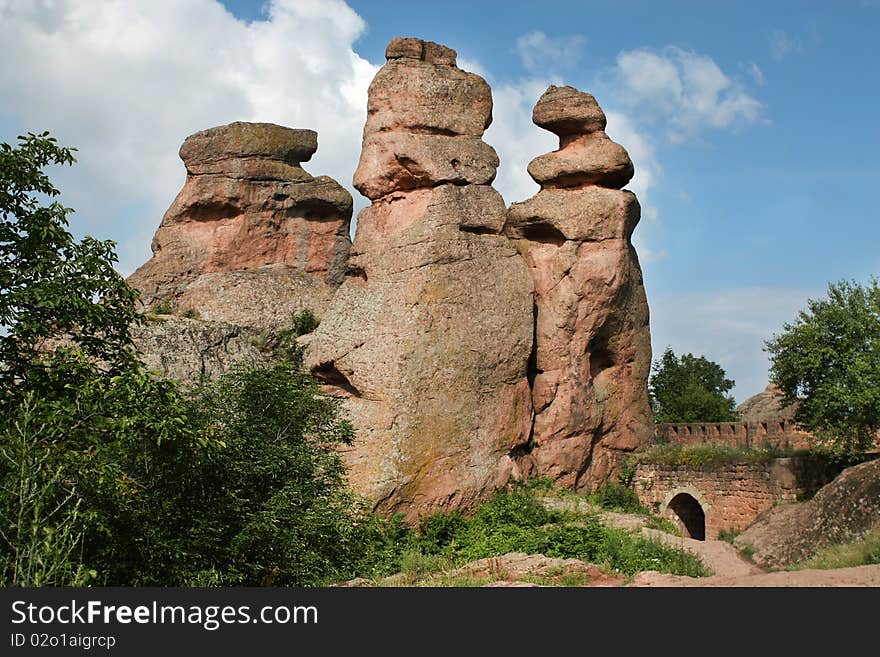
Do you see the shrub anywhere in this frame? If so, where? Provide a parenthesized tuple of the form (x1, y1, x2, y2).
(589, 483, 647, 514)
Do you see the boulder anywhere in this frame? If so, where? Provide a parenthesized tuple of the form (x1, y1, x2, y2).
(735, 458, 880, 568)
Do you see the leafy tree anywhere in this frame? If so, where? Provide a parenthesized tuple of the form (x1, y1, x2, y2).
(0, 132, 141, 392)
(101, 358, 379, 587)
(649, 347, 738, 423)
(765, 278, 880, 458)
(0, 132, 189, 585)
(0, 132, 396, 586)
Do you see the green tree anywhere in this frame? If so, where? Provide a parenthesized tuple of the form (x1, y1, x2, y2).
(0, 132, 189, 585)
(0, 132, 394, 586)
(765, 278, 880, 458)
(649, 347, 738, 423)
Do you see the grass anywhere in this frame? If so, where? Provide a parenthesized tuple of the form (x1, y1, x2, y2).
(717, 528, 741, 544)
(635, 442, 808, 469)
(645, 515, 680, 535)
(356, 483, 711, 585)
(791, 528, 880, 571)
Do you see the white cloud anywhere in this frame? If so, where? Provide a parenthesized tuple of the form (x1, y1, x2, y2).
(614, 46, 763, 142)
(605, 110, 660, 223)
(0, 0, 377, 275)
(514, 31, 586, 73)
(648, 286, 819, 403)
(748, 62, 766, 87)
(769, 29, 803, 61)
(483, 78, 558, 206)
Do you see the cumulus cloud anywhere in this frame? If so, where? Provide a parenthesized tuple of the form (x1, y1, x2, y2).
(748, 62, 766, 86)
(614, 46, 763, 142)
(0, 0, 377, 274)
(514, 31, 587, 72)
(648, 286, 818, 403)
(483, 78, 558, 206)
(769, 29, 803, 61)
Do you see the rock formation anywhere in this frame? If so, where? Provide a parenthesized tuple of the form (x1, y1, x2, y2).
(128, 121, 353, 330)
(127, 41, 655, 513)
(505, 85, 652, 490)
(132, 316, 265, 383)
(304, 38, 535, 518)
(736, 384, 799, 423)
(734, 458, 880, 568)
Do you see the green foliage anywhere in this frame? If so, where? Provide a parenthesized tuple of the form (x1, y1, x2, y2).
(587, 483, 647, 515)
(765, 278, 880, 458)
(0, 396, 94, 586)
(291, 308, 319, 336)
(636, 442, 799, 469)
(644, 515, 680, 535)
(95, 361, 370, 586)
(717, 528, 742, 544)
(791, 528, 880, 571)
(0, 132, 141, 394)
(649, 347, 739, 423)
(400, 485, 709, 578)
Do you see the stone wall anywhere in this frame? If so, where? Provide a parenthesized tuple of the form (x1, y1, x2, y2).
(634, 457, 835, 539)
(654, 420, 813, 451)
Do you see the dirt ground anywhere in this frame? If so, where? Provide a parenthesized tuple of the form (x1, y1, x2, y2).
(618, 513, 880, 586)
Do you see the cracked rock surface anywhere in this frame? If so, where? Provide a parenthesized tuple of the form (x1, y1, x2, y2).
(128, 121, 352, 330)
(305, 39, 534, 518)
(505, 85, 653, 490)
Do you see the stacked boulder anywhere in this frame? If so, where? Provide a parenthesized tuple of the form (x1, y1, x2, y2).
(304, 38, 535, 518)
(128, 121, 352, 330)
(505, 85, 652, 489)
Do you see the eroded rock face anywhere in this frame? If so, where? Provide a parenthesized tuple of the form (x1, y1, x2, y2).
(128, 122, 353, 330)
(132, 316, 265, 383)
(505, 85, 653, 490)
(305, 39, 534, 518)
(735, 459, 880, 569)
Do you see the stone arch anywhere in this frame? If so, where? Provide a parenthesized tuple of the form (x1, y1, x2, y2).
(666, 492, 706, 540)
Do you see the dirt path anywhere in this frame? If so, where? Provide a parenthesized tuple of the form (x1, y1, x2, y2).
(630, 564, 880, 586)
(639, 528, 761, 578)
(541, 497, 880, 585)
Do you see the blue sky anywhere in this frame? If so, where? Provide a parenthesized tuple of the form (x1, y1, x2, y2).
(1, 0, 878, 402)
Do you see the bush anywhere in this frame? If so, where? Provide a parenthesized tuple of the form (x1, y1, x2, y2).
(401, 485, 709, 578)
(588, 483, 647, 514)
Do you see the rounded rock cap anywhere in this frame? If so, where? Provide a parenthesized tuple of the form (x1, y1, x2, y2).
(179, 122, 318, 167)
(385, 37, 457, 66)
(533, 85, 607, 137)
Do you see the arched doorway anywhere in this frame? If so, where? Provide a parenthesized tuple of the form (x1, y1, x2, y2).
(667, 493, 706, 540)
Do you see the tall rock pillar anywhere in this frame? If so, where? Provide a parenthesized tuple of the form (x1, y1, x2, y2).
(305, 38, 534, 517)
(505, 85, 653, 489)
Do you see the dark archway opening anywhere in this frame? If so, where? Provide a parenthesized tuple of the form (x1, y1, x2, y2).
(667, 493, 706, 541)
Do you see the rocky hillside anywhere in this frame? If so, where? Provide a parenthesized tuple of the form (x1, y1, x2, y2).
(734, 457, 880, 568)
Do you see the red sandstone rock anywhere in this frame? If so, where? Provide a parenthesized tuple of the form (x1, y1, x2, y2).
(128, 122, 352, 329)
(354, 132, 499, 200)
(305, 38, 534, 518)
(506, 85, 653, 491)
(527, 132, 634, 189)
(385, 37, 457, 66)
(532, 85, 607, 137)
